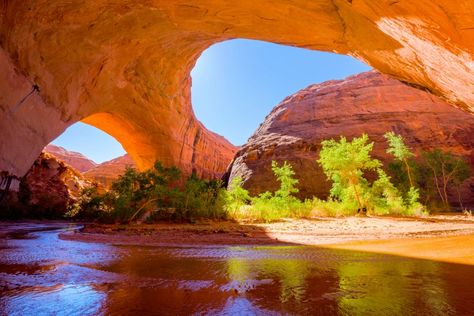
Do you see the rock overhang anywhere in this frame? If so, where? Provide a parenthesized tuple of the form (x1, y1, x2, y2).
(1, 0, 473, 178)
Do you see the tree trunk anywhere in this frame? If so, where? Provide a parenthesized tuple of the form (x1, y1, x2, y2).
(441, 164, 450, 211)
(431, 167, 447, 208)
(403, 158, 414, 188)
(350, 178, 363, 211)
(129, 198, 157, 223)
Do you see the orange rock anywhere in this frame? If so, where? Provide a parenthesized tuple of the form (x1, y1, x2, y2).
(84, 154, 135, 188)
(227, 71, 474, 207)
(0, 1, 473, 179)
(19, 152, 93, 217)
(44, 144, 97, 173)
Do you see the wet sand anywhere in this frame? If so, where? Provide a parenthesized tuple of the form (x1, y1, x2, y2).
(61, 215, 474, 264)
(326, 234, 474, 265)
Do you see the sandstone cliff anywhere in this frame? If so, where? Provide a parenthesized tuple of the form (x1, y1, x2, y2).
(227, 71, 474, 208)
(84, 154, 135, 188)
(44, 144, 97, 173)
(1, 1, 473, 181)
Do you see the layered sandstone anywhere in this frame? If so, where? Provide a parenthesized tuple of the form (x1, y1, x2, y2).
(227, 71, 474, 207)
(84, 154, 136, 188)
(44, 144, 97, 173)
(1, 1, 474, 181)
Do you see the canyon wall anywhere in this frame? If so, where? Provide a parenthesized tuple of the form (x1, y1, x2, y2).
(1, 1, 474, 180)
(44, 144, 97, 173)
(227, 71, 474, 207)
(84, 154, 136, 188)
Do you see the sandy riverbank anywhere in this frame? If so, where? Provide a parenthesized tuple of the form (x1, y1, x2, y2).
(60, 215, 474, 265)
(60, 215, 472, 249)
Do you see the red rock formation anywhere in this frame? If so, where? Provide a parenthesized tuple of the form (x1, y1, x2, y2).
(84, 154, 135, 188)
(18, 152, 93, 217)
(44, 144, 97, 173)
(227, 71, 474, 207)
(1, 1, 474, 181)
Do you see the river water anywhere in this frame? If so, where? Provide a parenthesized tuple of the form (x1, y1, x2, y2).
(1, 222, 473, 315)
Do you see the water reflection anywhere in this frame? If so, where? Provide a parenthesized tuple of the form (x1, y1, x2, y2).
(336, 259, 453, 315)
(1, 223, 474, 315)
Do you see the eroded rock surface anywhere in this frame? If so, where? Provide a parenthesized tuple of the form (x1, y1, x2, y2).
(1, 1, 473, 179)
(17, 152, 93, 217)
(44, 144, 97, 173)
(227, 71, 474, 207)
(84, 154, 136, 188)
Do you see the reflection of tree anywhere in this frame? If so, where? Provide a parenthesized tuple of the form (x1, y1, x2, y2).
(226, 257, 311, 303)
(336, 258, 452, 314)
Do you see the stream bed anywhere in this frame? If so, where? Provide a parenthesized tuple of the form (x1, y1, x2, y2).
(1, 222, 473, 315)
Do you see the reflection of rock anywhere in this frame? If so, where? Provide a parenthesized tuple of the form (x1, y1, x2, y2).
(44, 144, 97, 173)
(1, 1, 474, 181)
(84, 154, 136, 188)
(227, 71, 474, 208)
(18, 152, 93, 218)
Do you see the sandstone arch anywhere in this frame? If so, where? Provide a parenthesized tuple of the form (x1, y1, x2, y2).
(1, 1, 473, 178)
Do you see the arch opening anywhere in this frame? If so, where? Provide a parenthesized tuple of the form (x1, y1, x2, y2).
(50, 122, 126, 165)
(191, 39, 371, 146)
(44, 117, 135, 188)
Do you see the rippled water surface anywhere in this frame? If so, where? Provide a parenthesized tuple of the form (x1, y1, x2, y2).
(1, 222, 474, 315)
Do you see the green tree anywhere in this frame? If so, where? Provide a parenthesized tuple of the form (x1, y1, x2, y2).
(422, 150, 472, 210)
(226, 176, 251, 212)
(369, 168, 404, 214)
(73, 160, 230, 222)
(384, 132, 415, 188)
(318, 134, 381, 209)
(249, 161, 306, 221)
(272, 160, 299, 199)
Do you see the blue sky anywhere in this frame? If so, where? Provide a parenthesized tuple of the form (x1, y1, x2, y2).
(52, 39, 370, 163)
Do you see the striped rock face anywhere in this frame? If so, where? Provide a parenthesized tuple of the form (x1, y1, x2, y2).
(0, 1, 473, 180)
(44, 144, 97, 173)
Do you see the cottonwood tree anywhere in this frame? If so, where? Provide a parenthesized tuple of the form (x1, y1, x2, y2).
(384, 132, 415, 188)
(422, 149, 472, 210)
(272, 160, 299, 199)
(318, 134, 381, 210)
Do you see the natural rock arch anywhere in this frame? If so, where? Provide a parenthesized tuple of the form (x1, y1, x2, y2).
(1, 1, 473, 178)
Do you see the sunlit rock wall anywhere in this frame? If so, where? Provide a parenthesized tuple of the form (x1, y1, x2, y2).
(1, 1, 473, 180)
(227, 71, 474, 207)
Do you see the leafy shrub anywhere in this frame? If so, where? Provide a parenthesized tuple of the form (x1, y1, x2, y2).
(173, 174, 227, 220)
(308, 198, 357, 217)
(230, 161, 311, 222)
(70, 161, 227, 222)
(225, 176, 251, 217)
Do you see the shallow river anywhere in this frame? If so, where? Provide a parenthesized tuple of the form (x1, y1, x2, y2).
(1, 222, 474, 315)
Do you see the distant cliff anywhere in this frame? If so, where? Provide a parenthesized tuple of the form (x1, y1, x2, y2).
(84, 154, 136, 187)
(44, 144, 97, 173)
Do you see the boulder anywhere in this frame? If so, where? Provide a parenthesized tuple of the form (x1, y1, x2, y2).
(17, 152, 93, 218)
